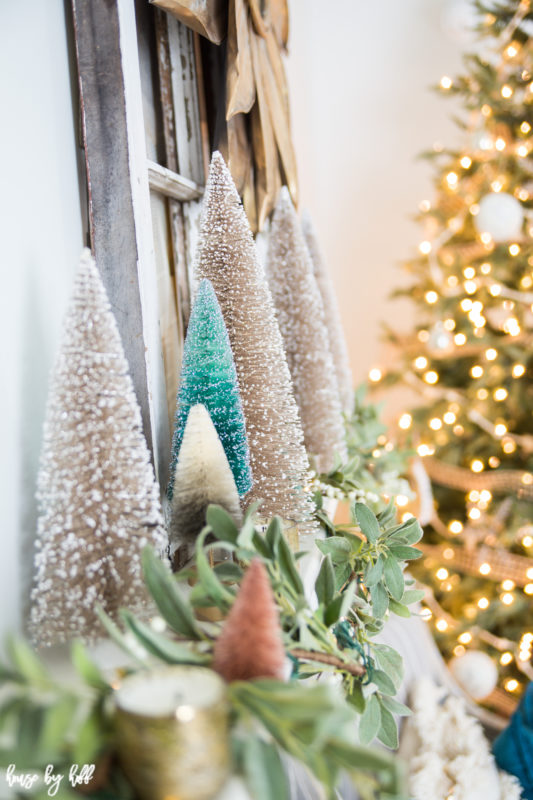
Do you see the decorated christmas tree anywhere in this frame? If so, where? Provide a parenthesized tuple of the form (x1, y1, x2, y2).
(195, 152, 317, 535)
(30, 250, 166, 646)
(384, 0, 533, 711)
(266, 188, 347, 473)
(302, 210, 354, 416)
(169, 404, 243, 562)
(168, 278, 252, 500)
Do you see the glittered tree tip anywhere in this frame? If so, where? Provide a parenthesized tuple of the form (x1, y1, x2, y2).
(213, 559, 286, 682)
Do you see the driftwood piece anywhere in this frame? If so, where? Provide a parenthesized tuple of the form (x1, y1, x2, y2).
(226, 0, 256, 119)
(150, 0, 227, 44)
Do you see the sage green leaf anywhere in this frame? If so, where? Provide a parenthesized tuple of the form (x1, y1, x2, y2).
(265, 517, 282, 554)
(371, 669, 396, 696)
(376, 500, 397, 527)
(313, 489, 323, 510)
(394, 518, 423, 544)
(315, 536, 352, 562)
(277, 534, 304, 596)
(373, 644, 403, 689)
(96, 607, 148, 663)
(39, 695, 78, 757)
(389, 598, 411, 618)
(315, 554, 336, 605)
(213, 562, 244, 581)
(119, 611, 209, 666)
(206, 504, 239, 543)
(142, 547, 202, 640)
(335, 561, 353, 591)
(358, 694, 381, 745)
(324, 736, 398, 775)
(195, 530, 235, 609)
(347, 683, 366, 713)
(401, 588, 426, 605)
(72, 706, 104, 765)
(237, 516, 256, 549)
(325, 581, 356, 627)
(370, 583, 388, 618)
(242, 736, 289, 800)
(6, 637, 50, 686)
(71, 641, 109, 691)
(383, 556, 404, 601)
(364, 556, 384, 586)
(380, 695, 412, 717)
(376, 703, 398, 749)
(354, 503, 380, 543)
(389, 545, 423, 561)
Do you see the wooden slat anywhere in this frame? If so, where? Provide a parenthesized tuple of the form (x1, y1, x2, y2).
(72, 0, 170, 486)
(148, 159, 202, 201)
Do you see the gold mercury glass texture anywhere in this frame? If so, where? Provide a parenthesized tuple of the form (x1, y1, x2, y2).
(114, 667, 230, 800)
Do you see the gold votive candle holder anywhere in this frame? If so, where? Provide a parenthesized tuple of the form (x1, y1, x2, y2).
(114, 666, 230, 800)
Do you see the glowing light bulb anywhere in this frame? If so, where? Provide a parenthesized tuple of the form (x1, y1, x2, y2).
(509, 243, 521, 256)
(419, 241, 432, 255)
(501, 593, 514, 605)
(470, 202, 480, 215)
(418, 329, 430, 342)
(481, 232, 493, 245)
(471, 460, 484, 473)
(522, 474, 533, 486)
(489, 456, 500, 468)
(444, 318, 456, 331)
(494, 388, 508, 401)
(455, 333, 467, 346)
(458, 632, 472, 645)
(419, 199, 431, 212)
(453, 424, 465, 436)
(506, 43, 519, 58)
(369, 368, 382, 382)
(491, 180, 503, 193)
(443, 548, 455, 559)
(414, 356, 428, 369)
(436, 619, 448, 632)
(424, 370, 439, 384)
(464, 280, 477, 295)
(477, 597, 489, 609)
(477, 388, 489, 399)
(495, 137, 506, 151)
(500, 652, 513, 665)
(479, 562, 492, 575)
(425, 290, 438, 304)
(446, 172, 458, 188)
(447, 275, 459, 287)
(436, 568, 449, 580)
(521, 275, 533, 288)
(398, 413, 412, 430)
(430, 417, 442, 430)
(461, 156, 472, 168)
(440, 75, 453, 89)
(521, 121, 531, 133)
(480, 262, 491, 275)
(501, 84, 513, 98)
(502, 439, 516, 454)
(505, 679, 519, 692)
(481, 104, 492, 116)
(523, 535, 533, 548)
(527, 568, 533, 579)
(524, 584, 533, 595)
(485, 348, 498, 361)
(463, 267, 475, 279)
(517, 145, 528, 158)
(502, 580, 515, 591)
(469, 507, 482, 520)
(417, 444, 433, 457)
(494, 423, 507, 436)
(401, 512, 414, 522)
(461, 299, 473, 311)
(444, 412, 456, 424)
(471, 365, 484, 378)
(449, 520, 463, 534)
(396, 494, 409, 507)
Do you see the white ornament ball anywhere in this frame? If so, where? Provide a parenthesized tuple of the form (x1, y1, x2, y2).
(475, 192, 524, 242)
(449, 650, 498, 700)
(428, 321, 454, 354)
(214, 777, 252, 800)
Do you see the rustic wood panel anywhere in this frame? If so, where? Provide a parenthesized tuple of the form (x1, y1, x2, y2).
(71, 0, 170, 486)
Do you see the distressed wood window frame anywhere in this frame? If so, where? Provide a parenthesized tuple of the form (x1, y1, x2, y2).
(71, 0, 209, 490)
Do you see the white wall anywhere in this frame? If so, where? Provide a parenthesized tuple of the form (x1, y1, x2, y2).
(0, 0, 84, 640)
(287, 0, 469, 416)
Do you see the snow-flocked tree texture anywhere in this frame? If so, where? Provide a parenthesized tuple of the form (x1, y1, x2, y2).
(302, 211, 354, 416)
(267, 189, 347, 473)
(169, 404, 243, 561)
(30, 250, 166, 647)
(195, 153, 317, 536)
(168, 278, 252, 500)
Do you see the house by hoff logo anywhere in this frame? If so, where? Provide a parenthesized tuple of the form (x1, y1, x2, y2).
(5, 764, 95, 796)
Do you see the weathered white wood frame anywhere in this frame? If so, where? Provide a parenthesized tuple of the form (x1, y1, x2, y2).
(71, 0, 207, 488)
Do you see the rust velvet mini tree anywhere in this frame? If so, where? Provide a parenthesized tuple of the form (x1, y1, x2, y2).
(302, 210, 354, 416)
(30, 250, 166, 647)
(195, 152, 317, 535)
(267, 188, 347, 473)
(213, 558, 286, 682)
